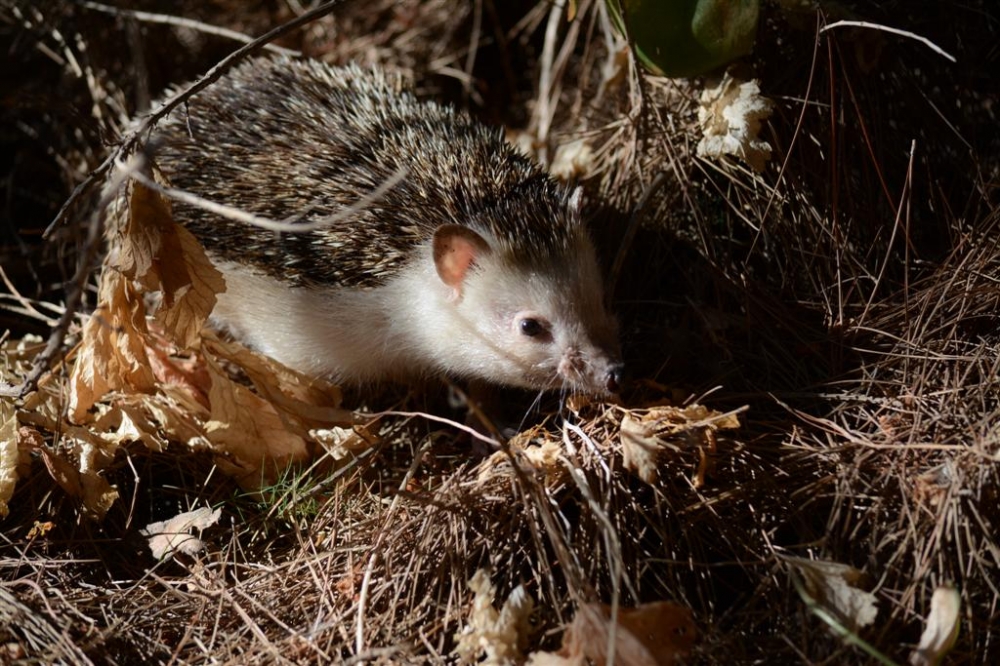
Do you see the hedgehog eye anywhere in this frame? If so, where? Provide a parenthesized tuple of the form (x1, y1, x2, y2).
(519, 317, 550, 339)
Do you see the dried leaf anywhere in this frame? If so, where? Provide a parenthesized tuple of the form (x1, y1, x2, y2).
(68, 270, 156, 423)
(311, 426, 374, 461)
(518, 439, 563, 471)
(26, 521, 54, 539)
(93, 402, 167, 451)
(138, 391, 212, 449)
(117, 178, 164, 287)
(154, 221, 225, 349)
(620, 414, 661, 483)
(786, 556, 879, 630)
(618, 404, 742, 484)
(121, 178, 225, 348)
(539, 601, 697, 666)
(142, 506, 222, 559)
(678, 403, 742, 430)
(75, 436, 120, 518)
(909, 586, 961, 666)
(39, 446, 83, 500)
(454, 569, 535, 665)
(80, 466, 118, 519)
(526, 652, 578, 666)
(0, 400, 20, 517)
(203, 357, 309, 487)
(205, 336, 348, 427)
(697, 73, 774, 172)
(550, 139, 595, 180)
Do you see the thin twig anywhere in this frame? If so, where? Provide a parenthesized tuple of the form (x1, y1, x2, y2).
(75, 1, 299, 56)
(123, 161, 409, 234)
(820, 20, 957, 63)
(0, 266, 58, 326)
(372, 410, 500, 448)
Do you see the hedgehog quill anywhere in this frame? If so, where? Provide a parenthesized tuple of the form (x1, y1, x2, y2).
(132, 58, 623, 395)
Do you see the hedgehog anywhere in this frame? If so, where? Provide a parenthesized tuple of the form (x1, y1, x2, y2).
(138, 57, 623, 395)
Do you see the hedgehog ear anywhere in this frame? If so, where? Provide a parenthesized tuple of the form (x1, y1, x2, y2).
(567, 186, 584, 227)
(432, 225, 492, 299)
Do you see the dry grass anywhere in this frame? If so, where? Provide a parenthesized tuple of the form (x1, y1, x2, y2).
(2, 0, 999, 663)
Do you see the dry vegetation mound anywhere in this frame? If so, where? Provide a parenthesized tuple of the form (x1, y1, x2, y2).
(1, 0, 997, 663)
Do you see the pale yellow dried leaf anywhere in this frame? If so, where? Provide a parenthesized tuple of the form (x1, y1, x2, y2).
(147, 388, 211, 439)
(142, 506, 222, 560)
(526, 652, 580, 666)
(454, 569, 535, 666)
(518, 439, 563, 471)
(68, 270, 155, 423)
(205, 336, 348, 428)
(93, 402, 167, 452)
(554, 601, 697, 666)
(0, 399, 20, 518)
(41, 433, 121, 519)
(678, 403, 742, 430)
(311, 426, 374, 461)
(76, 436, 120, 518)
(154, 221, 225, 349)
(910, 586, 961, 666)
(118, 178, 224, 349)
(144, 338, 210, 402)
(80, 468, 118, 519)
(697, 73, 774, 172)
(203, 357, 309, 487)
(117, 178, 162, 287)
(619, 404, 742, 484)
(550, 139, 595, 180)
(620, 414, 661, 484)
(786, 556, 879, 630)
(479, 427, 563, 479)
(39, 446, 83, 500)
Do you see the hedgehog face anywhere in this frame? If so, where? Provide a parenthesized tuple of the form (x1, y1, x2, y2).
(438, 238, 623, 395)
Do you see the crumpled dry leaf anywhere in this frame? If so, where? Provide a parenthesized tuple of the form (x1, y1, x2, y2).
(68, 269, 156, 423)
(92, 402, 167, 451)
(529, 601, 697, 666)
(20, 163, 349, 517)
(142, 506, 222, 559)
(205, 335, 349, 428)
(120, 176, 224, 347)
(311, 425, 375, 461)
(518, 438, 563, 471)
(202, 357, 310, 488)
(909, 586, 961, 666)
(454, 569, 535, 665)
(0, 399, 21, 518)
(69, 172, 224, 422)
(38, 445, 83, 501)
(136, 390, 211, 449)
(786, 556, 879, 630)
(619, 404, 742, 484)
(38, 433, 121, 519)
(151, 211, 226, 349)
(620, 415, 662, 485)
(550, 139, 595, 180)
(475, 425, 565, 486)
(79, 463, 119, 518)
(17, 414, 120, 519)
(697, 72, 774, 172)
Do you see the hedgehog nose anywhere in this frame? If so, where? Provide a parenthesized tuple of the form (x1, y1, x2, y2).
(605, 363, 625, 394)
